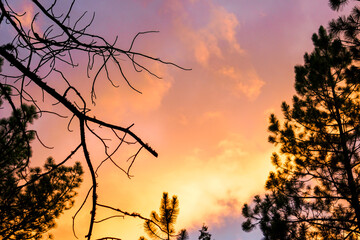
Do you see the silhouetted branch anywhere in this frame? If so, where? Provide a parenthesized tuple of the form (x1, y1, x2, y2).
(17, 143, 82, 189)
(96, 238, 122, 240)
(96, 203, 169, 236)
(73, 186, 93, 239)
(0, 1, 190, 238)
(94, 215, 124, 224)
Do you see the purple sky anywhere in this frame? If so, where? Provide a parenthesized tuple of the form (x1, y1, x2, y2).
(2, 1, 353, 239)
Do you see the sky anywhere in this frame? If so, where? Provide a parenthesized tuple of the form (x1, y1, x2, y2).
(1, 0, 353, 239)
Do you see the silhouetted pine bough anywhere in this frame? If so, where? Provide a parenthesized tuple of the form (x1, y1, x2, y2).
(138, 192, 188, 240)
(98, 192, 215, 240)
(242, 1, 360, 239)
(242, 25, 360, 240)
(0, 1, 189, 239)
(0, 79, 83, 240)
(198, 224, 212, 240)
(98, 192, 187, 240)
(329, 0, 360, 59)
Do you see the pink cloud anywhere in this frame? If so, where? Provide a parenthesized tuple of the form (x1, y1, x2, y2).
(218, 66, 265, 100)
(159, 0, 265, 100)
(161, 0, 242, 66)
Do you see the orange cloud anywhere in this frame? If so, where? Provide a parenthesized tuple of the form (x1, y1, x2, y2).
(218, 66, 265, 100)
(136, 133, 275, 231)
(199, 111, 223, 123)
(182, 154, 271, 230)
(130, 64, 173, 112)
(93, 62, 173, 121)
(209, 5, 243, 54)
(163, 0, 242, 66)
(18, 3, 42, 34)
(236, 73, 265, 100)
(162, 0, 265, 100)
(20, 4, 34, 29)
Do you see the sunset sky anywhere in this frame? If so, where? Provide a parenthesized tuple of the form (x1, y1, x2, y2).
(1, 1, 353, 239)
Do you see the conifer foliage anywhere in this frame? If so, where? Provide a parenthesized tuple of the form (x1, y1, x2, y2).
(0, 1, 187, 238)
(140, 192, 188, 240)
(0, 85, 83, 239)
(198, 224, 212, 240)
(242, 26, 360, 239)
(329, 0, 360, 59)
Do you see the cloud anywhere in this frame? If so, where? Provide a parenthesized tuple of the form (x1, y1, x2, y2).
(161, 0, 265, 100)
(194, 40, 212, 66)
(199, 111, 223, 123)
(209, 5, 242, 54)
(94, 62, 173, 119)
(150, 133, 275, 231)
(17, 3, 43, 34)
(219, 66, 238, 79)
(236, 73, 265, 100)
(83, 133, 272, 239)
(162, 0, 242, 66)
(189, 5, 243, 66)
(130, 64, 173, 112)
(20, 4, 35, 29)
(218, 66, 265, 100)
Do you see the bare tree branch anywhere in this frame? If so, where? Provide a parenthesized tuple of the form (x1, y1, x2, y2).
(0, 0, 189, 238)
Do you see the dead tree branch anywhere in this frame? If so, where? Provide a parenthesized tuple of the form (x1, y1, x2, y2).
(0, 0, 189, 239)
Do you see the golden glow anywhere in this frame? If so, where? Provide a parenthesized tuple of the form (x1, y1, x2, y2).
(21, 0, 340, 239)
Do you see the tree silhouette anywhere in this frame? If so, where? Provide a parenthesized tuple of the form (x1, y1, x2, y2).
(140, 192, 188, 240)
(176, 229, 189, 240)
(242, 26, 360, 239)
(198, 224, 212, 240)
(328, 0, 360, 59)
(328, 0, 351, 11)
(0, 84, 83, 239)
(0, 1, 188, 239)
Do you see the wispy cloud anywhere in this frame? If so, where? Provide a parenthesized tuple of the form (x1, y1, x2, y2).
(155, 133, 274, 230)
(218, 66, 265, 100)
(164, 0, 242, 66)
(160, 0, 265, 100)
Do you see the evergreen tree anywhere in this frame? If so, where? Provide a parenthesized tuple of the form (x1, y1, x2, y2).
(140, 192, 187, 240)
(329, 0, 360, 59)
(242, 26, 360, 239)
(0, 84, 83, 239)
(198, 224, 212, 240)
(0, 1, 186, 238)
(176, 229, 189, 240)
(328, 0, 352, 11)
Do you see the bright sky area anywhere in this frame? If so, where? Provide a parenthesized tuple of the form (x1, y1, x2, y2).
(3, 0, 352, 239)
